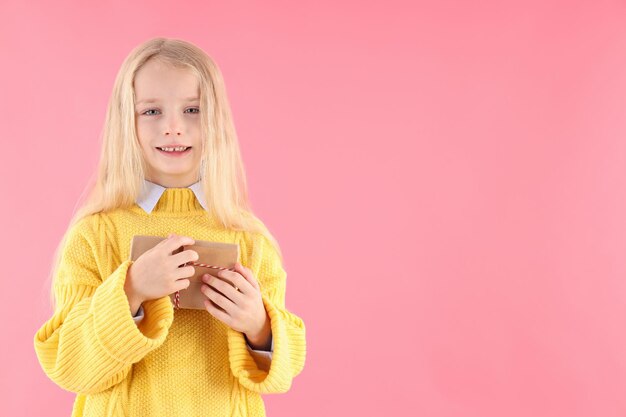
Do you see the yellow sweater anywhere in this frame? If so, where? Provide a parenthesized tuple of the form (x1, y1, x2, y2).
(33, 188, 306, 416)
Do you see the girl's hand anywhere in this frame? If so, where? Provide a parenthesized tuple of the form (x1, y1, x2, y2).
(125, 233, 198, 312)
(201, 263, 272, 350)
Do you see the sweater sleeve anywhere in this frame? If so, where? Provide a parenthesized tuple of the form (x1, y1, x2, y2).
(227, 232, 306, 394)
(33, 218, 174, 395)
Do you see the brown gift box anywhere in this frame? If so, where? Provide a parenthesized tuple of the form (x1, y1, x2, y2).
(129, 235, 240, 309)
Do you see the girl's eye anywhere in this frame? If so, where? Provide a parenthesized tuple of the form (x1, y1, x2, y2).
(140, 108, 199, 116)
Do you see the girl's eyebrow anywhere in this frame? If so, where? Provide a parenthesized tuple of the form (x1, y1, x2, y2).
(136, 96, 200, 105)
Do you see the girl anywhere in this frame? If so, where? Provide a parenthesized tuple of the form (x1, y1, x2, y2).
(33, 37, 306, 417)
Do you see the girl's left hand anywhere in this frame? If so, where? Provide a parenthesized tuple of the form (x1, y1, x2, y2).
(201, 262, 272, 349)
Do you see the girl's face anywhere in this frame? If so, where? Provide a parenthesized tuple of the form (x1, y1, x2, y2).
(133, 59, 203, 187)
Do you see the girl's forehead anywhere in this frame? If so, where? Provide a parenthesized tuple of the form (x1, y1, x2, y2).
(134, 64, 200, 103)
(134, 93, 200, 105)
(135, 59, 198, 84)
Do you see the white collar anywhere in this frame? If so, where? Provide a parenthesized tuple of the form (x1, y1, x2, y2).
(136, 179, 208, 214)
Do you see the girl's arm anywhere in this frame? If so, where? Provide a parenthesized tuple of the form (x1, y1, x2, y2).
(227, 232, 306, 394)
(33, 217, 174, 395)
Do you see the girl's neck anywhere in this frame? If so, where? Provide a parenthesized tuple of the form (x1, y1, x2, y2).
(146, 175, 200, 188)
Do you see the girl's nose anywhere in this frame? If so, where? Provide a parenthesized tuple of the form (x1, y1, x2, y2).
(164, 113, 184, 136)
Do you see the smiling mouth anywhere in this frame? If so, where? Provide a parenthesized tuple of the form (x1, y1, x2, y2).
(155, 146, 192, 156)
(156, 146, 192, 151)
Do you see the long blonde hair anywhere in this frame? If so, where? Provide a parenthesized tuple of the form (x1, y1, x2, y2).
(45, 37, 282, 309)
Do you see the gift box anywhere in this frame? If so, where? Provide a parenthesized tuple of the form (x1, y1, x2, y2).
(129, 235, 240, 309)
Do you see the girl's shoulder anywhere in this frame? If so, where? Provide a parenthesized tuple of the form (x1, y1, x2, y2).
(64, 211, 114, 245)
(66, 214, 97, 239)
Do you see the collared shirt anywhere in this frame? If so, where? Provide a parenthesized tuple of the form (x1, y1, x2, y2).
(136, 179, 208, 214)
(133, 179, 273, 359)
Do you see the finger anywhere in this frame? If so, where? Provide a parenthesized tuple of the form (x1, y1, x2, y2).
(174, 265, 195, 280)
(171, 249, 199, 266)
(201, 283, 236, 314)
(173, 278, 190, 292)
(234, 262, 260, 290)
(163, 234, 195, 253)
(156, 233, 174, 249)
(204, 299, 234, 327)
(161, 233, 180, 244)
(217, 268, 253, 294)
(203, 274, 243, 304)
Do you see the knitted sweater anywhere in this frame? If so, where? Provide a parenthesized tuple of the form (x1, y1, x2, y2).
(33, 187, 306, 416)
(133, 179, 274, 362)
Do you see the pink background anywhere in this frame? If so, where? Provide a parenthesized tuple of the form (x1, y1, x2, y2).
(2, 0, 626, 415)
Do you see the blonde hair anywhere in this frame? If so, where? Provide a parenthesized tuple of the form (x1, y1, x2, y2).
(45, 37, 283, 309)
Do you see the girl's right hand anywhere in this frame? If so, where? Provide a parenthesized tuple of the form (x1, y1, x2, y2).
(125, 233, 198, 308)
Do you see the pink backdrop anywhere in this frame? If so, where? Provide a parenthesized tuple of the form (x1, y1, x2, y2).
(2, 0, 626, 416)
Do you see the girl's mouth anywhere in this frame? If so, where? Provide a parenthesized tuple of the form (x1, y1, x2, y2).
(156, 146, 192, 157)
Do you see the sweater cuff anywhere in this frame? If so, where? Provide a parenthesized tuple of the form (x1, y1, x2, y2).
(90, 260, 174, 364)
(227, 294, 301, 393)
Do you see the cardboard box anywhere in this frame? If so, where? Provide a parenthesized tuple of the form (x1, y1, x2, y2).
(129, 235, 240, 309)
